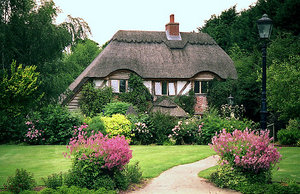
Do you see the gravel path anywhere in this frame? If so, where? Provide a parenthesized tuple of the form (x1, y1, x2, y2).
(128, 155, 240, 194)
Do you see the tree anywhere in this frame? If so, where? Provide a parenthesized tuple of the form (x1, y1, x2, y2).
(0, 61, 41, 143)
(267, 56, 300, 122)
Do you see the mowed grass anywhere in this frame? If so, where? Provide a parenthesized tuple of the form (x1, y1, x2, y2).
(198, 147, 300, 183)
(0, 145, 214, 186)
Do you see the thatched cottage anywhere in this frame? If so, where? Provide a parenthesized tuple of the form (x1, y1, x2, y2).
(65, 14, 237, 115)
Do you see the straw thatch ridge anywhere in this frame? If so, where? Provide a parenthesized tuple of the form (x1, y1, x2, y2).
(68, 30, 237, 94)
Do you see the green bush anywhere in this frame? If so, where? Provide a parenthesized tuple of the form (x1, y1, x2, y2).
(39, 185, 116, 194)
(118, 73, 152, 112)
(127, 114, 154, 145)
(79, 82, 113, 117)
(149, 112, 178, 145)
(85, 115, 106, 136)
(41, 172, 63, 189)
(277, 130, 300, 145)
(101, 114, 132, 139)
(199, 109, 257, 145)
(210, 165, 271, 190)
(3, 169, 36, 194)
(103, 102, 132, 116)
(277, 119, 300, 145)
(174, 90, 195, 115)
(25, 104, 80, 145)
(125, 162, 143, 184)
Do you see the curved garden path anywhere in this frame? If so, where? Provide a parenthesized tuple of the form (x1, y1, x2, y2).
(128, 155, 240, 194)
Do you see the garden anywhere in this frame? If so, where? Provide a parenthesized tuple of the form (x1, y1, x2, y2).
(1, 0, 299, 193)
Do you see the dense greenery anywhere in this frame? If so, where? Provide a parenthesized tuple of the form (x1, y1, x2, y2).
(3, 169, 36, 193)
(119, 73, 152, 112)
(79, 83, 113, 117)
(202, 0, 300, 128)
(174, 90, 196, 115)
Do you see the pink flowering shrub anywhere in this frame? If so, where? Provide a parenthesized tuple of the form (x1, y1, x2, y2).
(24, 121, 45, 144)
(210, 128, 282, 173)
(65, 124, 132, 170)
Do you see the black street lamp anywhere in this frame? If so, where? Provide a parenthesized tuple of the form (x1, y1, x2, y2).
(257, 14, 273, 130)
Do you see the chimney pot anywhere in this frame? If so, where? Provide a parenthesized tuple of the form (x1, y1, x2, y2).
(170, 14, 174, 23)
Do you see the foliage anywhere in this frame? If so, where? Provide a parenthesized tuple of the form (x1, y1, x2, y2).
(267, 56, 300, 122)
(210, 165, 300, 194)
(79, 83, 113, 117)
(277, 119, 300, 145)
(149, 112, 178, 145)
(207, 79, 238, 110)
(41, 172, 63, 190)
(39, 185, 116, 194)
(3, 169, 36, 194)
(220, 104, 245, 120)
(84, 115, 106, 136)
(64, 125, 132, 190)
(199, 108, 257, 145)
(174, 90, 196, 115)
(125, 162, 143, 184)
(25, 104, 80, 145)
(0, 61, 41, 143)
(101, 114, 132, 139)
(211, 129, 281, 173)
(103, 101, 132, 116)
(169, 117, 203, 145)
(127, 114, 154, 145)
(119, 73, 152, 112)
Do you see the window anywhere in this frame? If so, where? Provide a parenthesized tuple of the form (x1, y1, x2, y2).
(194, 81, 210, 94)
(155, 81, 176, 96)
(111, 80, 127, 93)
(162, 81, 167, 95)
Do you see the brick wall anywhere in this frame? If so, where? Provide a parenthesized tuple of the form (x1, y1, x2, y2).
(194, 96, 208, 115)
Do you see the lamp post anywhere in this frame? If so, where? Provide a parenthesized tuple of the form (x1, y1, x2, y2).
(257, 14, 273, 130)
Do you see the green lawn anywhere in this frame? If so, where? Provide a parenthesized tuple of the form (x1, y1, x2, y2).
(0, 145, 214, 187)
(198, 147, 300, 183)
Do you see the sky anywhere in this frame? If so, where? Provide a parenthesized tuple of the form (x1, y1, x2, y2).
(53, 0, 257, 46)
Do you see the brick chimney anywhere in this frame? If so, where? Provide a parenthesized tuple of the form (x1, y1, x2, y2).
(165, 14, 181, 40)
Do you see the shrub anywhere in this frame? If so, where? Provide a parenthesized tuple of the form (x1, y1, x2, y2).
(125, 162, 143, 184)
(149, 112, 178, 145)
(84, 115, 106, 136)
(39, 185, 116, 194)
(169, 117, 203, 145)
(127, 114, 154, 145)
(101, 114, 132, 139)
(211, 129, 281, 174)
(118, 73, 152, 112)
(198, 108, 257, 145)
(64, 125, 132, 190)
(277, 119, 300, 145)
(277, 130, 300, 145)
(25, 104, 80, 145)
(103, 102, 132, 116)
(220, 104, 245, 120)
(41, 172, 63, 189)
(79, 82, 113, 117)
(3, 169, 36, 194)
(174, 89, 195, 115)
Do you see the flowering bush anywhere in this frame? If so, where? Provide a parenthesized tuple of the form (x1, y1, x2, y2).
(127, 113, 154, 145)
(65, 124, 132, 170)
(220, 104, 245, 120)
(210, 129, 282, 173)
(24, 121, 45, 144)
(169, 117, 203, 145)
(64, 124, 132, 190)
(101, 114, 132, 140)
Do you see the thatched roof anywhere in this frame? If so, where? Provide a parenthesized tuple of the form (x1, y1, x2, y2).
(150, 98, 188, 117)
(68, 30, 237, 93)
